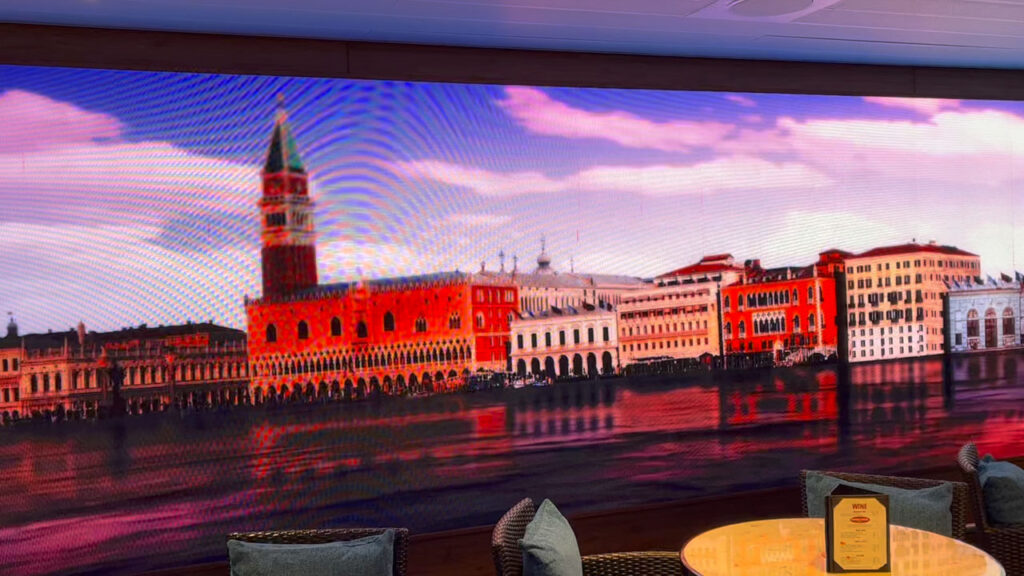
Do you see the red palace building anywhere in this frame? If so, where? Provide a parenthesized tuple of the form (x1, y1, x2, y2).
(720, 250, 847, 364)
(245, 107, 518, 402)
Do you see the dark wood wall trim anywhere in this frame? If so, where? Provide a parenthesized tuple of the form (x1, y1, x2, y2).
(2, 23, 1024, 99)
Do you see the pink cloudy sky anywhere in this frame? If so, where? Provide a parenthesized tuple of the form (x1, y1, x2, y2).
(1, 66, 1023, 333)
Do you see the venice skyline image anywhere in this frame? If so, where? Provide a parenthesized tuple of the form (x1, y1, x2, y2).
(2, 67, 1024, 333)
(2, 65, 1024, 576)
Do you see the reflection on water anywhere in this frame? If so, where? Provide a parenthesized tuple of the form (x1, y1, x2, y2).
(2, 352, 1024, 575)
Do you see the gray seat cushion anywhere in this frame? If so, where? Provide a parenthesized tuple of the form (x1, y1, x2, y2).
(520, 499, 583, 576)
(805, 472, 954, 536)
(227, 530, 394, 576)
(978, 455, 1024, 525)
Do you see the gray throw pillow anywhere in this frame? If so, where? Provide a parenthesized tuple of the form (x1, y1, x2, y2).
(227, 530, 394, 576)
(978, 455, 1024, 525)
(520, 499, 583, 576)
(805, 471, 954, 536)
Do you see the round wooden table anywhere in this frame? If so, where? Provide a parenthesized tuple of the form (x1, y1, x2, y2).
(682, 518, 1004, 576)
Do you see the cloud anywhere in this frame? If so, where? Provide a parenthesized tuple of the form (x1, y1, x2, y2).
(0, 90, 123, 154)
(447, 212, 511, 227)
(396, 156, 832, 198)
(0, 95, 258, 251)
(0, 91, 265, 332)
(725, 94, 758, 108)
(577, 157, 832, 195)
(318, 239, 462, 282)
(863, 96, 961, 116)
(779, 109, 1024, 157)
(0, 222, 256, 333)
(395, 159, 563, 196)
(497, 86, 734, 152)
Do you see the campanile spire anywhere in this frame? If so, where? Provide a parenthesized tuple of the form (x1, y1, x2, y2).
(259, 99, 318, 297)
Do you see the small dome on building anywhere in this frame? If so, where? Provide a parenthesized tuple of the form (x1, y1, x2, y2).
(535, 237, 555, 275)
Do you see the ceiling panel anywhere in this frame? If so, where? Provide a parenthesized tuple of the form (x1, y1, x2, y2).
(796, 8, 1024, 36)
(832, 0, 1024, 20)
(405, 0, 717, 18)
(1, 0, 1023, 69)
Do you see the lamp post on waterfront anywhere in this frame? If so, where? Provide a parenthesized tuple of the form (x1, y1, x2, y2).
(165, 352, 177, 411)
(97, 348, 126, 418)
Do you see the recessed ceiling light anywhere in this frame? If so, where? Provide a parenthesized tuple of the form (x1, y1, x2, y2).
(690, 0, 841, 22)
(727, 0, 815, 18)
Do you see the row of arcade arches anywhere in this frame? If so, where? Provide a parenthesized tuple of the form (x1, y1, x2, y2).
(514, 351, 614, 378)
(253, 368, 471, 402)
(253, 344, 473, 378)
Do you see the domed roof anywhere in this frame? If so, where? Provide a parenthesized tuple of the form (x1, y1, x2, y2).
(535, 237, 555, 275)
(5, 314, 17, 339)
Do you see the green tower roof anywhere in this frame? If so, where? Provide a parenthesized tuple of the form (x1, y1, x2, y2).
(263, 110, 306, 174)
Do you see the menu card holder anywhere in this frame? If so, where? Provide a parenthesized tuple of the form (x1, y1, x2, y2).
(825, 485, 891, 573)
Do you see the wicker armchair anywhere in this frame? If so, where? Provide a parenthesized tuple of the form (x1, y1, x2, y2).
(958, 442, 1024, 576)
(491, 498, 685, 576)
(227, 527, 409, 576)
(799, 470, 969, 541)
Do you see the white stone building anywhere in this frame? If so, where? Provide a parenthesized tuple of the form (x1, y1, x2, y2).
(845, 241, 980, 363)
(510, 307, 619, 378)
(500, 240, 646, 314)
(947, 276, 1022, 353)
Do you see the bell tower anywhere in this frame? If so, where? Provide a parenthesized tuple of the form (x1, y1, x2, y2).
(259, 99, 318, 297)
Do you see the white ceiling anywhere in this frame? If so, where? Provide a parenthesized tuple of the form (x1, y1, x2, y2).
(3, 0, 1024, 69)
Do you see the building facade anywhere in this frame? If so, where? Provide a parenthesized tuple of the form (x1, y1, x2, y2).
(845, 242, 980, 362)
(509, 307, 618, 378)
(0, 320, 248, 421)
(245, 106, 518, 401)
(247, 274, 518, 399)
(0, 318, 21, 420)
(721, 251, 844, 363)
(947, 277, 1023, 353)
(654, 253, 746, 288)
(615, 255, 744, 367)
(617, 283, 720, 365)
(477, 241, 645, 315)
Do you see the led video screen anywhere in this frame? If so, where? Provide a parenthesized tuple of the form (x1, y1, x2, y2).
(2, 63, 1024, 575)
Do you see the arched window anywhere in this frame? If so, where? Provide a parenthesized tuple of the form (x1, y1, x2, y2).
(384, 311, 395, 332)
(266, 324, 277, 343)
(724, 322, 732, 339)
(297, 320, 309, 340)
(724, 296, 731, 310)
(415, 317, 427, 333)
(793, 315, 800, 332)
(357, 321, 368, 339)
(330, 317, 342, 337)
(30, 374, 38, 393)
(738, 321, 746, 338)
(449, 314, 461, 330)
(792, 289, 799, 304)
(808, 314, 816, 331)
(985, 308, 998, 348)
(1003, 308, 1015, 340)
(967, 309, 980, 337)
(476, 313, 485, 329)
(807, 286, 814, 302)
